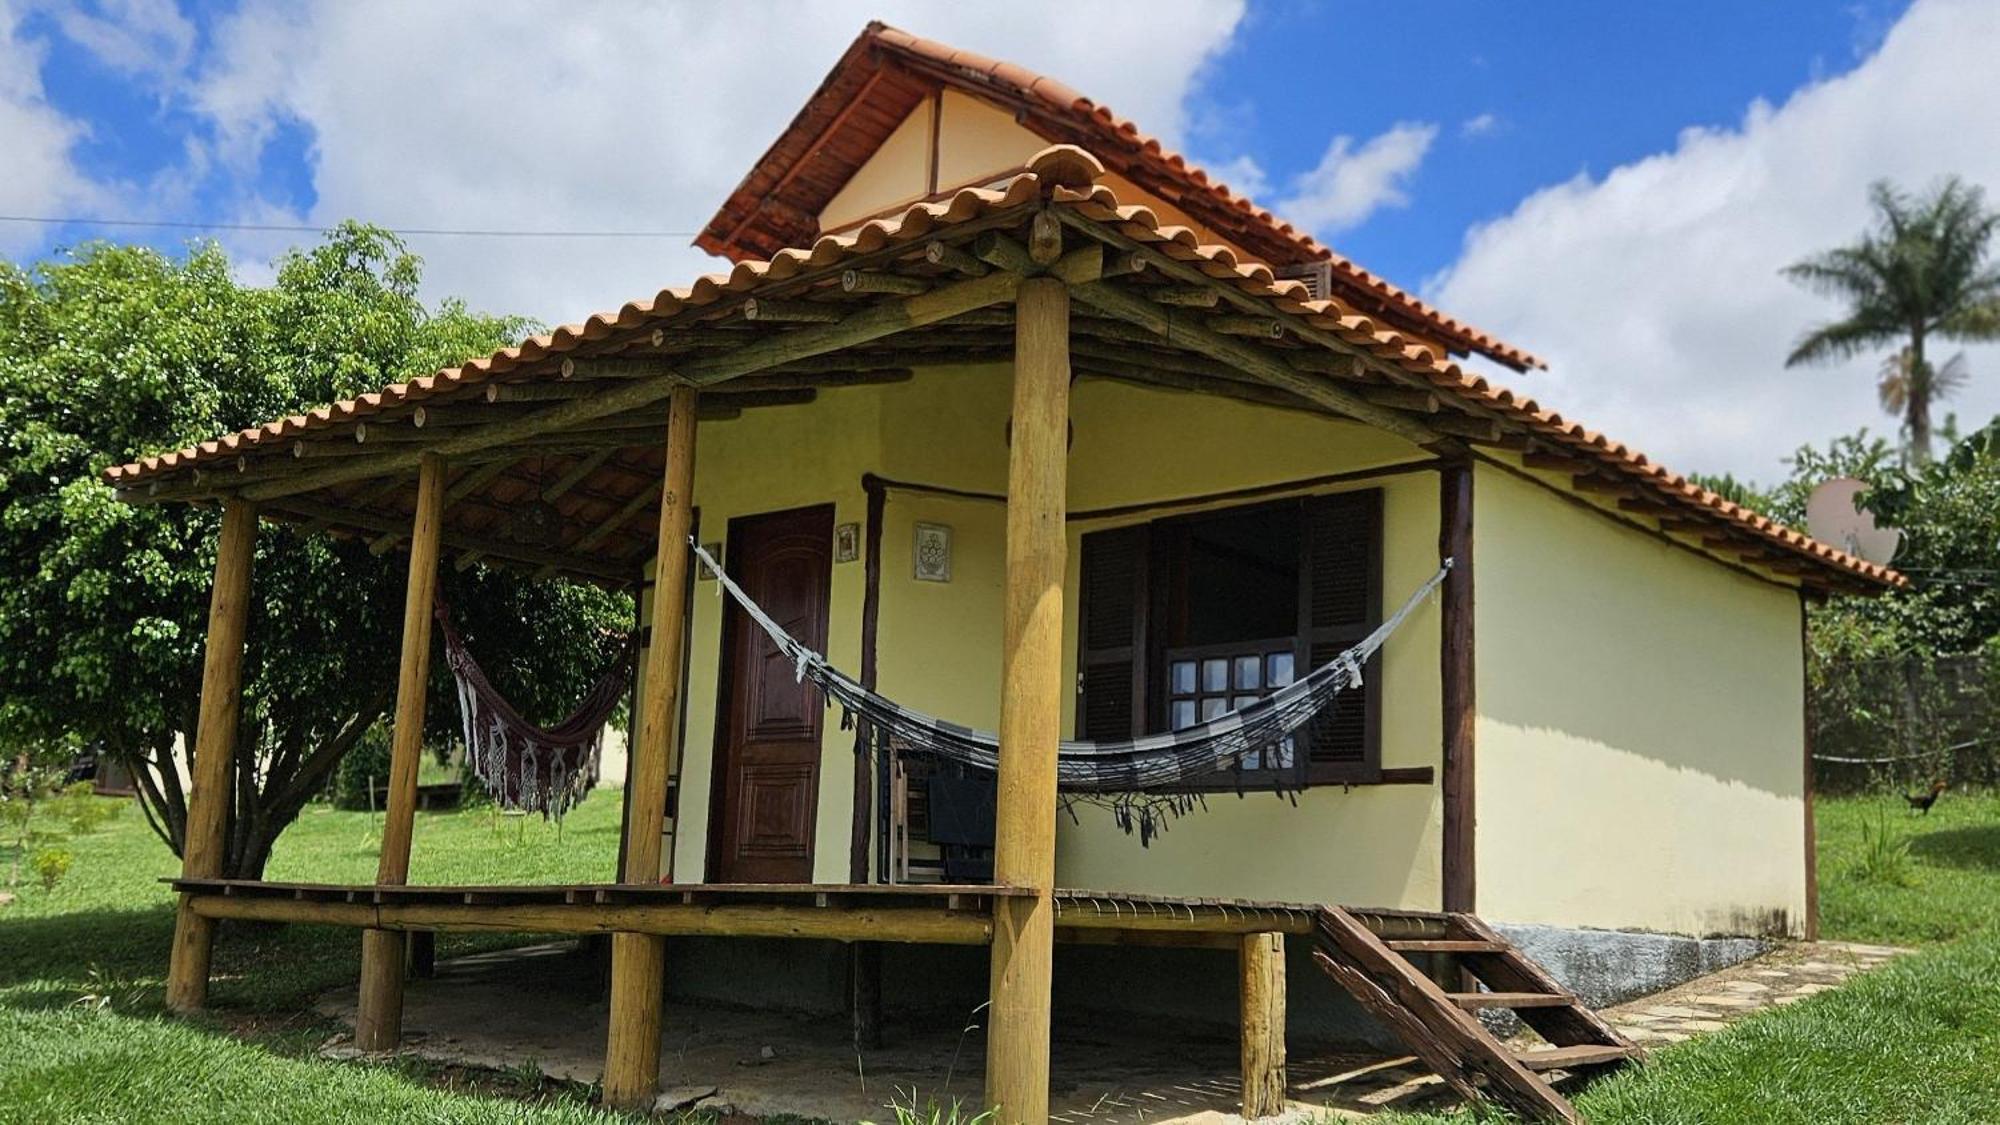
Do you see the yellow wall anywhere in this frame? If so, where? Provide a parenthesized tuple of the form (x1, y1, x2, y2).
(934, 90, 1036, 193)
(1053, 382, 1440, 903)
(819, 90, 1238, 251)
(655, 364, 1447, 910)
(665, 385, 880, 883)
(1473, 460, 1808, 936)
(820, 97, 935, 233)
(643, 374, 1806, 934)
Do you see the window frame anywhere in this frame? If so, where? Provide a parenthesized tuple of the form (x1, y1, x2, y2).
(1075, 489, 1385, 791)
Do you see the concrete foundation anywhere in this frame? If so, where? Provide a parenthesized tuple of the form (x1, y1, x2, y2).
(1493, 923, 1768, 1010)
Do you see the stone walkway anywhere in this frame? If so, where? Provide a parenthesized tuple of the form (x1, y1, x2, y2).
(1593, 940, 1907, 1047)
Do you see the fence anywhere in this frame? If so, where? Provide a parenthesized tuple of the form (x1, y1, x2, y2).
(1810, 652, 1999, 791)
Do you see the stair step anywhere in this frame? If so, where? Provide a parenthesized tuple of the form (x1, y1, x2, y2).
(1449, 991, 1576, 1010)
(1386, 939, 1508, 954)
(1314, 905, 1636, 1123)
(1515, 1045, 1641, 1071)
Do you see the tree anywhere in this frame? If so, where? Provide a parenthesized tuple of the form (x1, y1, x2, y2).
(1783, 177, 2000, 464)
(0, 226, 631, 879)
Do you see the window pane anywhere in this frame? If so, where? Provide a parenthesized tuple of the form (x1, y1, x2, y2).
(1267, 651, 1295, 688)
(1234, 655, 1261, 690)
(1171, 700, 1197, 730)
(1240, 749, 1263, 771)
(1202, 659, 1229, 693)
(1171, 660, 1196, 695)
(1271, 737, 1295, 769)
(1232, 695, 1259, 713)
(1201, 697, 1228, 722)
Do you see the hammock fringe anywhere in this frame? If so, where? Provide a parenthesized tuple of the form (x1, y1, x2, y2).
(437, 601, 634, 819)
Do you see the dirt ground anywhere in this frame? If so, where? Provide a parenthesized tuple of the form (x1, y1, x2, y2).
(315, 942, 1458, 1122)
(316, 938, 1910, 1121)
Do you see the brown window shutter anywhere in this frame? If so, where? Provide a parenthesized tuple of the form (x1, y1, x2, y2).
(1297, 490, 1383, 782)
(1076, 524, 1149, 740)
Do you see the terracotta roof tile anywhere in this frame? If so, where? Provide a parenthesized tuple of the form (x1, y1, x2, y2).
(701, 22, 1543, 372)
(107, 149, 1896, 591)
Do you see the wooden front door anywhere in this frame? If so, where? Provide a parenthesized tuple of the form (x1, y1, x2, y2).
(708, 504, 833, 883)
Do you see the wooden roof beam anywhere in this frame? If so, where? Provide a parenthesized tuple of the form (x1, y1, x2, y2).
(1049, 209, 1511, 433)
(266, 498, 634, 584)
(234, 266, 1027, 502)
(1067, 278, 1439, 447)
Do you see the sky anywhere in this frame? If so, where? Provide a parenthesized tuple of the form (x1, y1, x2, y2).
(5, 0, 1999, 482)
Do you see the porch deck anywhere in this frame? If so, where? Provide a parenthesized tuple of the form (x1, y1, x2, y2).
(171, 878, 1450, 947)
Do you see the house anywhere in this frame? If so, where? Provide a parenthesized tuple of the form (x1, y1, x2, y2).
(109, 23, 1899, 1123)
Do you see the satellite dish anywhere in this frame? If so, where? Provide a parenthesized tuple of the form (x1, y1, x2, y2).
(1805, 477, 1901, 565)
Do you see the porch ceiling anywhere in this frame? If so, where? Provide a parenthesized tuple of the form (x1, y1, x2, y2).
(106, 147, 1900, 595)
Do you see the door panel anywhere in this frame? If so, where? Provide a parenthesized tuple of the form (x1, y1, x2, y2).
(710, 504, 833, 883)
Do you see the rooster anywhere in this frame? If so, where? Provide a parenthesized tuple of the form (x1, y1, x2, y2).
(1905, 779, 1948, 815)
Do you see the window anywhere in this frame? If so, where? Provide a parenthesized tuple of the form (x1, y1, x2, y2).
(1076, 491, 1383, 786)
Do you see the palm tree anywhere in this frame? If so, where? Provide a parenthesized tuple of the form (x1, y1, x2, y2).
(1784, 177, 2000, 463)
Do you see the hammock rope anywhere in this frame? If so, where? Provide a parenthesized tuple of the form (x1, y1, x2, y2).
(435, 601, 634, 818)
(689, 539, 1448, 841)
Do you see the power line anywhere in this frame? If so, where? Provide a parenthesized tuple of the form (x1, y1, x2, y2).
(0, 215, 702, 239)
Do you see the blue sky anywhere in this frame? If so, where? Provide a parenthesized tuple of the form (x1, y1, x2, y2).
(4, 0, 1996, 479)
(1193, 0, 1909, 287)
(10, 1, 1908, 294)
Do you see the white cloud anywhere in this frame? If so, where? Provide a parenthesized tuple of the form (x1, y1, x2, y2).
(1429, 0, 2000, 481)
(1276, 121, 1438, 236)
(1205, 153, 1270, 202)
(1460, 112, 1499, 139)
(50, 0, 195, 88)
(183, 1, 1246, 326)
(0, 1, 106, 256)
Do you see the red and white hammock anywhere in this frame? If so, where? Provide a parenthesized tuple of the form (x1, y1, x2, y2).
(436, 603, 634, 818)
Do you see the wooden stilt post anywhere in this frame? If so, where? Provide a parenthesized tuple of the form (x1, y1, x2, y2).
(985, 276, 1070, 1124)
(1439, 458, 1476, 914)
(603, 384, 699, 1111)
(355, 452, 448, 1052)
(165, 499, 259, 1013)
(1239, 932, 1288, 1118)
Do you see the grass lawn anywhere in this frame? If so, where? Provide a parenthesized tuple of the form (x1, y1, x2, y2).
(1816, 788, 2000, 945)
(0, 790, 630, 1123)
(5, 786, 1999, 1123)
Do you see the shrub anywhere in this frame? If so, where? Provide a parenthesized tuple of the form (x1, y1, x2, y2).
(1852, 805, 1915, 887)
(332, 724, 394, 811)
(31, 847, 72, 891)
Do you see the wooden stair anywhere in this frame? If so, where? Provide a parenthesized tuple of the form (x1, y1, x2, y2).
(1313, 906, 1642, 1123)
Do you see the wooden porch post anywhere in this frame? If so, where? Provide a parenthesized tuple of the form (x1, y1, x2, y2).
(165, 499, 259, 1013)
(1439, 458, 1476, 914)
(1239, 933, 1288, 1117)
(986, 276, 1070, 1124)
(603, 384, 699, 1110)
(355, 451, 448, 1051)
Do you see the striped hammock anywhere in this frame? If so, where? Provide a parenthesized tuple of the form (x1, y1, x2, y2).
(689, 539, 1447, 840)
(436, 603, 634, 819)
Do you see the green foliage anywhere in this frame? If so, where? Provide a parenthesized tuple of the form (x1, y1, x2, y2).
(332, 724, 394, 811)
(1850, 805, 1916, 887)
(1685, 470, 1777, 515)
(28, 848, 70, 892)
(1784, 176, 2000, 463)
(1797, 427, 2000, 661)
(866, 1091, 997, 1125)
(3, 768, 121, 891)
(0, 225, 630, 877)
(1818, 790, 2000, 946)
